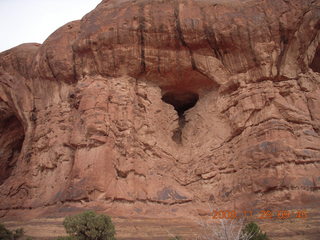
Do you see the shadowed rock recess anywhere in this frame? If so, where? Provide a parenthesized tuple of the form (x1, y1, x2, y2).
(0, 0, 320, 220)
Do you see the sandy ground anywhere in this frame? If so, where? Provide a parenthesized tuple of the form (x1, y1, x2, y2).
(1, 208, 319, 239)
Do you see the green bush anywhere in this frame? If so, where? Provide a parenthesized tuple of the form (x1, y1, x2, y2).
(0, 224, 24, 240)
(12, 228, 24, 239)
(242, 222, 269, 240)
(0, 224, 12, 240)
(63, 210, 115, 240)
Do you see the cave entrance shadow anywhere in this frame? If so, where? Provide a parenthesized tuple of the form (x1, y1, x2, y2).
(310, 45, 320, 73)
(161, 91, 199, 144)
(0, 115, 25, 185)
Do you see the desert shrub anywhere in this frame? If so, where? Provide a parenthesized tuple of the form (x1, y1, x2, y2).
(197, 218, 270, 240)
(0, 224, 12, 240)
(197, 217, 263, 240)
(242, 222, 269, 240)
(12, 228, 24, 239)
(63, 210, 115, 240)
(0, 224, 24, 240)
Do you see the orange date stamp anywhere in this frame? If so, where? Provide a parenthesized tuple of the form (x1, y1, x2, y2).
(212, 210, 308, 220)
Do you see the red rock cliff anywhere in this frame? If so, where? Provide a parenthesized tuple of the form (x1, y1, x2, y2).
(0, 0, 320, 215)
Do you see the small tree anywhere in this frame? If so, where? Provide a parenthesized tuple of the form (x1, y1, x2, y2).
(0, 224, 24, 240)
(0, 224, 12, 240)
(63, 210, 115, 240)
(242, 222, 269, 240)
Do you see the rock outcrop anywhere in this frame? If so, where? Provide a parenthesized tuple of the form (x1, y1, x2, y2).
(1, 0, 320, 217)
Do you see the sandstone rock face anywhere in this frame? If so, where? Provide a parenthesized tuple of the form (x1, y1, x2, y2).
(0, 0, 320, 216)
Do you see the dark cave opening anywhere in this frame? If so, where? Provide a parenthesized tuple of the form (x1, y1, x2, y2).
(310, 45, 320, 73)
(161, 91, 199, 143)
(0, 115, 25, 185)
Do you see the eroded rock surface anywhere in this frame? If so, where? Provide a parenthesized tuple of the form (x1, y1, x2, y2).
(0, 0, 320, 217)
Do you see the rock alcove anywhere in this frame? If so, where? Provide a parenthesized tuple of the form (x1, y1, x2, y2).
(0, 115, 25, 185)
(161, 91, 199, 143)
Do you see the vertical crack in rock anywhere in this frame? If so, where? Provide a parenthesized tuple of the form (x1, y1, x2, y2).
(174, 1, 196, 70)
(245, 20, 259, 66)
(276, 22, 290, 76)
(162, 91, 199, 144)
(71, 44, 78, 82)
(200, 7, 224, 64)
(139, 4, 146, 73)
(45, 51, 57, 79)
